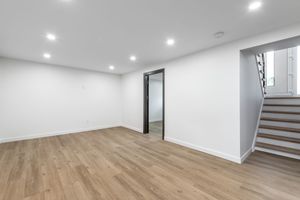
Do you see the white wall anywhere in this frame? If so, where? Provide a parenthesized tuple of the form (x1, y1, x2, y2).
(121, 71, 144, 132)
(149, 79, 163, 122)
(240, 51, 263, 159)
(0, 58, 122, 142)
(2, 23, 300, 163)
(122, 44, 241, 162)
(121, 23, 300, 163)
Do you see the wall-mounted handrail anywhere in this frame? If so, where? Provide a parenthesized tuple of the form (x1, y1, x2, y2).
(255, 54, 267, 96)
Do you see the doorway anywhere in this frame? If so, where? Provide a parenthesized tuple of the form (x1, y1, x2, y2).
(143, 69, 165, 139)
(265, 47, 298, 96)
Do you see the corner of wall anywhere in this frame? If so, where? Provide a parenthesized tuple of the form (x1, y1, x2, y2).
(121, 124, 143, 133)
(240, 147, 253, 164)
(0, 124, 121, 144)
(239, 50, 264, 161)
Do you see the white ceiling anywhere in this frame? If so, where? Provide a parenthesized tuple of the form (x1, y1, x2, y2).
(1, 0, 300, 74)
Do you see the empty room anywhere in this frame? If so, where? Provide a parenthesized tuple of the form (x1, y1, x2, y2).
(1, 0, 300, 199)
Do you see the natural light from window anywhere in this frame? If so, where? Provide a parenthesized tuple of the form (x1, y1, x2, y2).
(266, 51, 275, 87)
(298, 46, 300, 94)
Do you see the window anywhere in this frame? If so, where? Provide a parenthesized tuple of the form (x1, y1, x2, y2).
(266, 51, 275, 86)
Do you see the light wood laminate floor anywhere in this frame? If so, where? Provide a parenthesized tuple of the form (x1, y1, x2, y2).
(0, 127, 299, 200)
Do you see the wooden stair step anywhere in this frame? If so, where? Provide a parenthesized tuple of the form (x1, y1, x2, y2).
(257, 133, 300, 144)
(256, 142, 300, 156)
(259, 125, 300, 133)
(265, 96, 300, 99)
(260, 117, 300, 124)
(262, 110, 300, 115)
(264, 104, 300, 107)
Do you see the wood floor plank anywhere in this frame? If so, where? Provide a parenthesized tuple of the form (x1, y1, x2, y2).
(0, 127, 299, 200)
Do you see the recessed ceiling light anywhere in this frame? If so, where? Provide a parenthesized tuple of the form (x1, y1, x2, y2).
(249, 1, 262, 11)
(109, 65, 115, 70)
(46, 33, 56, 41)
(214, 31, 225, 39)
(43, 53, 51, 59)
(166, 38, 175, 46)
(130, 55, 137, 61)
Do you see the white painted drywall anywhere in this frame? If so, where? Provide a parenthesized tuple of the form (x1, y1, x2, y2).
(240, 51, 263, 158)
(2, 23, 300, 164)
(121, 23, 300, 163)
(0, 58, 122, 142)
(122, 44, 241, 162)
(149, 78, 163, 122)
(121, 71, 144, 132)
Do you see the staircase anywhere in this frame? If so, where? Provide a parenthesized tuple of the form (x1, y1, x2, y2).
(255, 97, 300, 159)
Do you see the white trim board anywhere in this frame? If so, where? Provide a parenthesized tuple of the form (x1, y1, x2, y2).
(0, 126, 253, 164)
(0, 124, 120, 144)
(165, 137, 244, 164)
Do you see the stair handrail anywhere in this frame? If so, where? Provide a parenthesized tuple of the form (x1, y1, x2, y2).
(255, 53, 267, 96)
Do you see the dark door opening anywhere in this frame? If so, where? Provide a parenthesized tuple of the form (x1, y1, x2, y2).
(143, 69, 165, 140)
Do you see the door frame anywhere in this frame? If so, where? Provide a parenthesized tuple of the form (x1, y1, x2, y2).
(143, 68, 165, 140)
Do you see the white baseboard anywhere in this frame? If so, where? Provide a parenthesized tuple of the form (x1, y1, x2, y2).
(0, 125, 250, 164)
(165, 137, 243, 164)
(0, 124, 120, 144)
(121, 124, 143, 133)
(240, 148, 253, 163)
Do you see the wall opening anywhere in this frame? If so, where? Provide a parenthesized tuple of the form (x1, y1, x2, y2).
(143, 69, 165, 140)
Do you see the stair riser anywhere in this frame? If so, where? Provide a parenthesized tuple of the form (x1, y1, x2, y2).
(264, 99, 300, 104)
(263, 106, 300, 112)
(260, 120, 300, 129)
(261, 113, 300, 120)
(255, 147, 300, 160)
(256, 137, 300, 150)
(255, 97, 300, 159)
(259, 128, 300, 139)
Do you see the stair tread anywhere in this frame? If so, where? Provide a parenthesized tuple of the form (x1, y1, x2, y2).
(260, 117, 300, 124)
(265, 96, 300, 99)
(256, 142, 300, 156)
(257, 133, 300, 144)
(262, 110, 300, 115)
(264, 104, 300, 107)
(259, 125, 300, 133)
